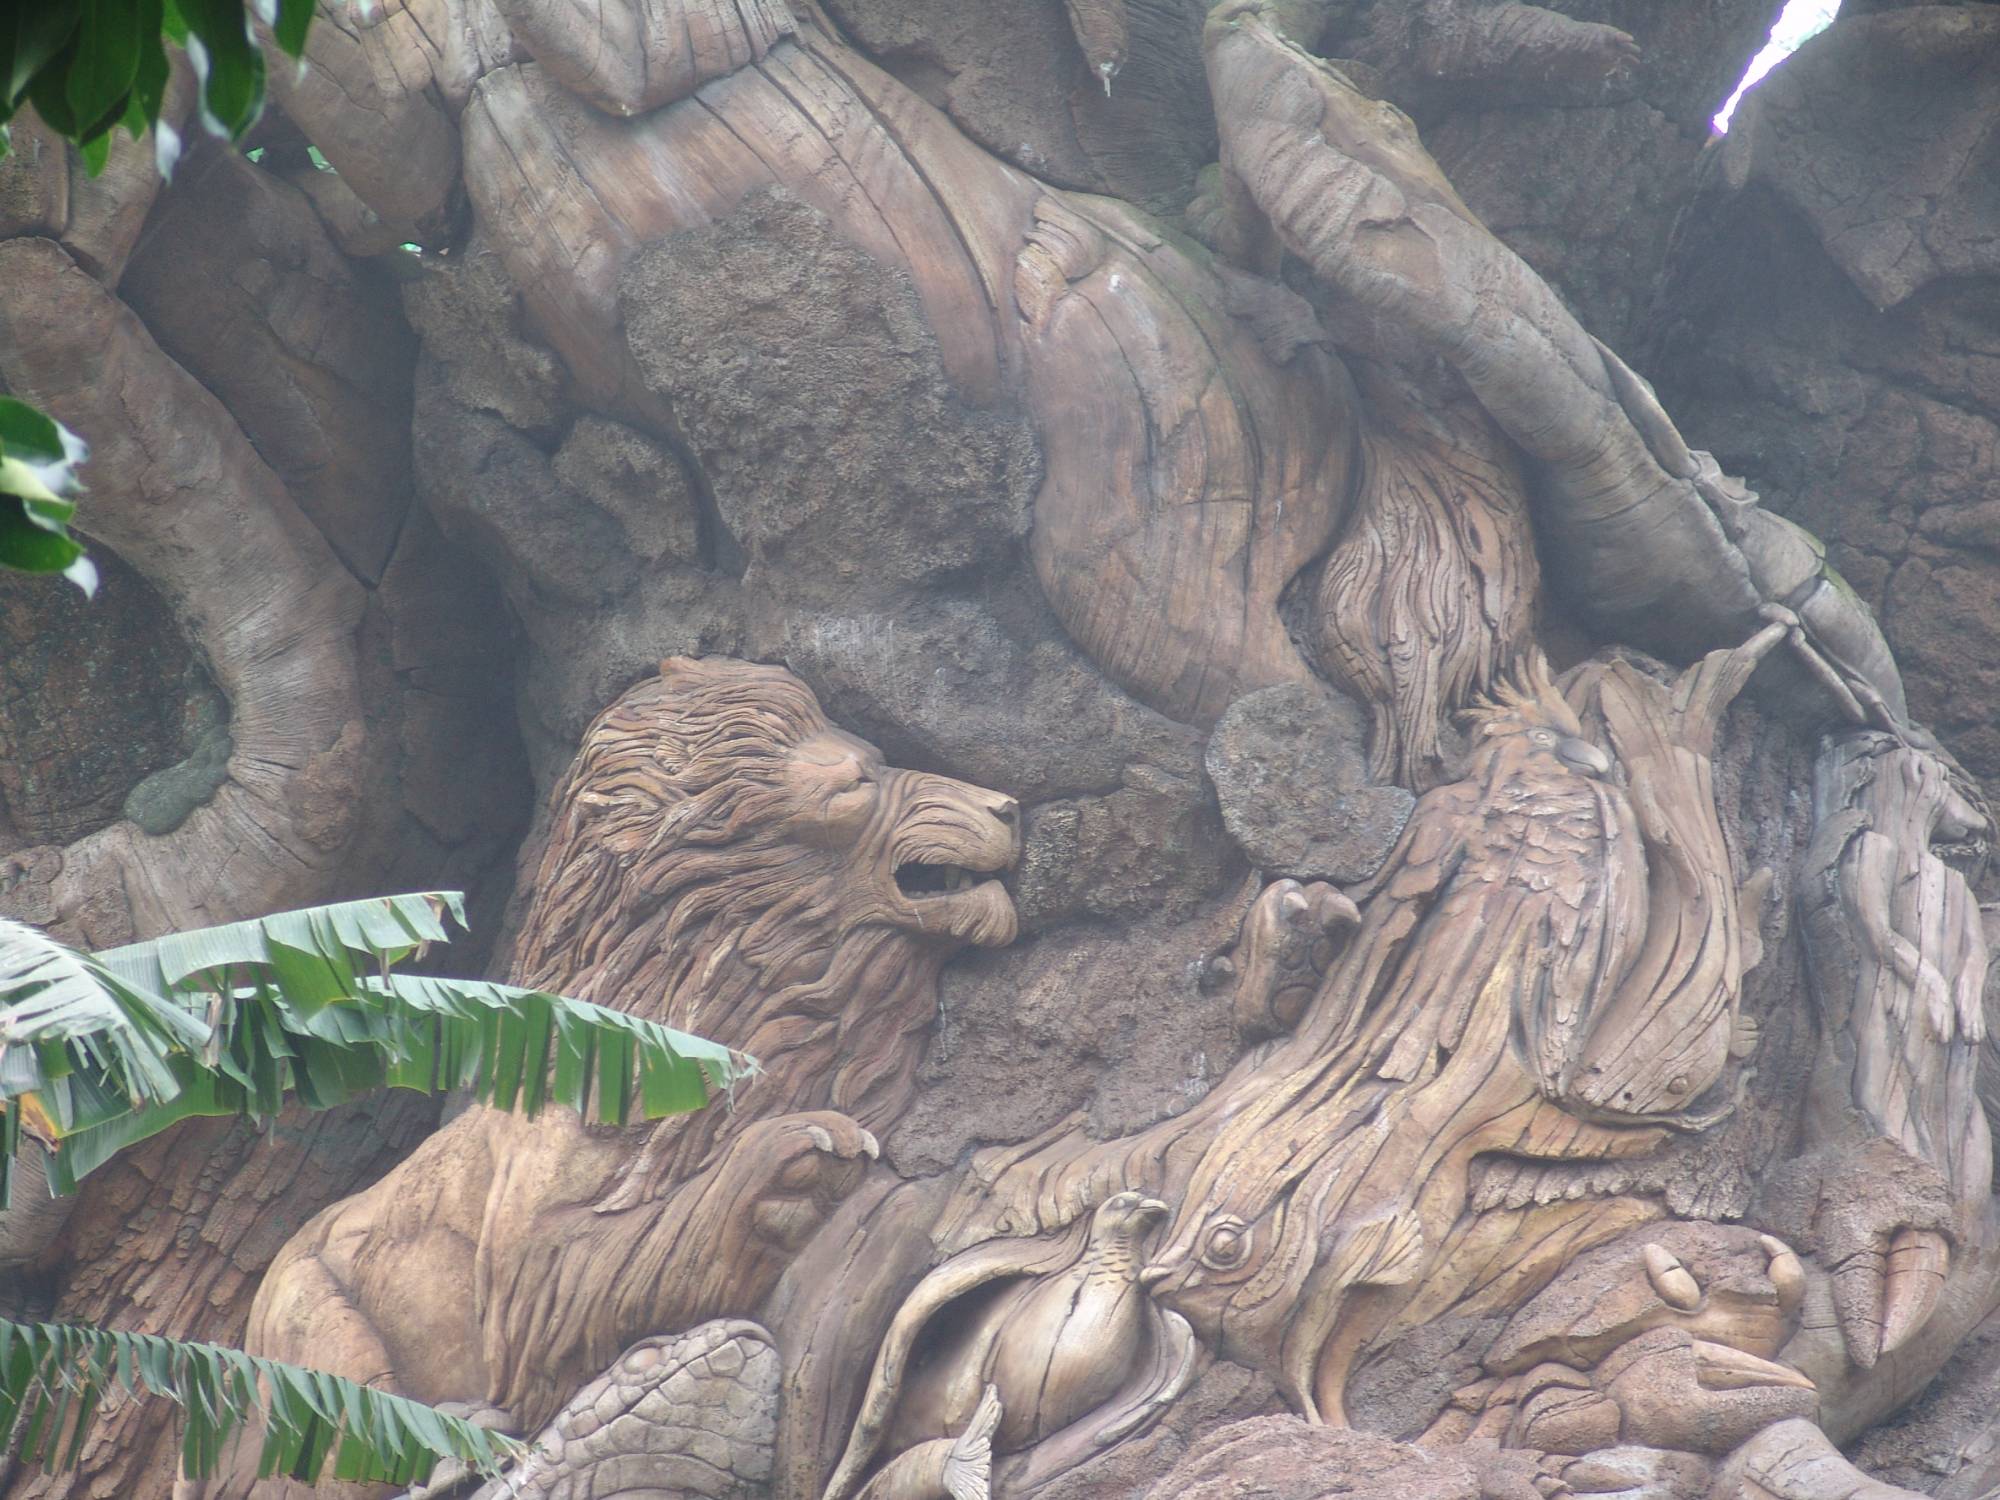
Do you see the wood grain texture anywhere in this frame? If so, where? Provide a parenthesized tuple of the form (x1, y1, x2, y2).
(222, 658, 1021, 1482)
(458, 21, 1358, 727)
(18, 8, 1986, 1500)
(496, 0, 792, 114)
(879, 642, 1777, 1488)
(264, 0, 465, 234)
(1311, 384, 1538, 791)
(0, 238, 368, 949)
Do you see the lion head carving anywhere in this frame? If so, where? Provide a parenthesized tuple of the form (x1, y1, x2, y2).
(231, 659, 1023, 1451)
(511, 655, 1021, 1188)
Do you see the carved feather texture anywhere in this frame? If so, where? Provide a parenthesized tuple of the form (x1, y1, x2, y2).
(1313, 395, 1539, 792)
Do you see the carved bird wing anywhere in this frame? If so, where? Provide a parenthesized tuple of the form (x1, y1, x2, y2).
(1556, 656, 1759, 1121)
(1372, 774, 1629, 1089)
(997, 1307, 1202, 1495)
(822, 1223, 1090, 1500)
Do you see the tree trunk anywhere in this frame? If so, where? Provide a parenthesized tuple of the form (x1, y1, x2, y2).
(7, 3, 2000, 1499)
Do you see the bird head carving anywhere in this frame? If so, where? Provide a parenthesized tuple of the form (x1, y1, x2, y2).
(1461, 656, 1612, 781)
(1092, 1190, 1172, 1250)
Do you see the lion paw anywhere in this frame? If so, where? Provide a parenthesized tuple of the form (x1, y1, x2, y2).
(1205, 878, 1359, 1039)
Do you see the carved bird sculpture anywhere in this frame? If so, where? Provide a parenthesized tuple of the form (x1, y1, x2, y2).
(939, 642, 1783, 1426)
(1359, 651, 1632, 1089)
(825, 1191, 1197, 1500)
(1118, 656, 1640, 1420)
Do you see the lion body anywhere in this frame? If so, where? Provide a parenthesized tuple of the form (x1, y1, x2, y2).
(234, 658, 1020, 1462)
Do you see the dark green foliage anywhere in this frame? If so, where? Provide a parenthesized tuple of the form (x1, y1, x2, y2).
(0, 397, 94, 594)
(0, 0, 316, 168)
(0, 1319, 525, 1484)
(0, 0, 328, 588)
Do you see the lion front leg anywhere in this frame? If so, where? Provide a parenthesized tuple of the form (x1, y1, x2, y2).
(245, 1243, 400, 1391)
(482, 1111, 883, 1436)
(181, 1249, 415, 1500)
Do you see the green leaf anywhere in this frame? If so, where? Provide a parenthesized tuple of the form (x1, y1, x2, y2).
(0, 918, 208, 1203)
(177, 0, 264, 140)
(76, 126, 111, 175)
(120, 0, 170, 141)
(0, 399, 92, 591)
(102, 892, 456, 990)
(272, 0, 312, 58)
(1, 10, 82, 112)
(9, 895, 745, 1198)
(0, 1320, 526, 1483)
(0, 397, 68, 466)
(64, 0, 144, 145)
(0, 457, 65, 509)
(21, 40, 81, 136)
(0, 497, 86, 575)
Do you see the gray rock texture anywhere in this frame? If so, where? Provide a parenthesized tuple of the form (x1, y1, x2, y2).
(1205, 682, 1415, 884)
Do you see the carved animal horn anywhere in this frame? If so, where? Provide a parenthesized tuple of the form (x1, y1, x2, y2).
(1642, 1243, 1702, 1311)
(1879, 1227, 1950, 1358)
(1760, 1234, 1806, 1318)
(1689, 1340, 1816, 1392)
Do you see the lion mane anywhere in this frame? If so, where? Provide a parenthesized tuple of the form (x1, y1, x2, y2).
(232, 657, 1018, 1451)
(509, 656, 1017, 1193)
(478, 658, 1019, 1423)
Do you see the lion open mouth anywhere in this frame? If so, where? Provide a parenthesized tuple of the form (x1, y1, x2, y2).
(888, 846, 1018, 947)
(892, 860, 995, 898)
(883, 780, 1021, 947)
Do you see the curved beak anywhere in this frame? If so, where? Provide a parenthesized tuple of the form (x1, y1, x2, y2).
(1692, 1340, 1816, 1392)
(1557, 737, 1613, 777)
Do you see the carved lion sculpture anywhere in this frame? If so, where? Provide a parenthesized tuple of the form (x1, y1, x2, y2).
(221, 657, 1021, 1492)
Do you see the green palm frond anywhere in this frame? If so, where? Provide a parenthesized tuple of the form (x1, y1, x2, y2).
(0, 1318, 525, 1485)
(0, 917, 212, 1195)
(2, 893, 751, 1202)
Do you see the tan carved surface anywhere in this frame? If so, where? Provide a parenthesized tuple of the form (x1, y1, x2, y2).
(208, 658, 1019, 1492)
(10, 4, 2000, 1500)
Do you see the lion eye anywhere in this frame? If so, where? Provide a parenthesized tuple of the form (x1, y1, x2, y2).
(1200, 1216, 1251, 1271)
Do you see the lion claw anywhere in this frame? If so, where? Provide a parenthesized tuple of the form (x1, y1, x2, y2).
(1832, 1224, 1951, 1366)
(1214, 879, 1361, 1039)
(1879, 1227, 1949, 1358)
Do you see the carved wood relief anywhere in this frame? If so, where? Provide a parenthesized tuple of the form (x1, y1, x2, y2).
(16, 3, 2000, 1500)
